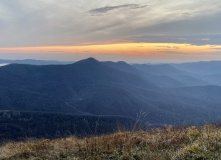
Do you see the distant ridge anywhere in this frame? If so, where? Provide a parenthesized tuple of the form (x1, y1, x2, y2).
(0, 59, 74, 65)
(172, 61, 221, 75)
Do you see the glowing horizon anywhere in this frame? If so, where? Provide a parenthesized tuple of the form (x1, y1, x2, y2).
(0, 42, 221, 62)
(0, 0, 221, 63)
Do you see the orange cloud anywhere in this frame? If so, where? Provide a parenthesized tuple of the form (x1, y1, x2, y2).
(0, 43, 220, 58)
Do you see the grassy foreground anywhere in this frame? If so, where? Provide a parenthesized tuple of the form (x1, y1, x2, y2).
(1, 125, 221, 160)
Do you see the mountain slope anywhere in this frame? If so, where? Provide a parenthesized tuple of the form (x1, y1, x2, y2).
(0, 58, 221, 126)
(0, 58, 155, 118)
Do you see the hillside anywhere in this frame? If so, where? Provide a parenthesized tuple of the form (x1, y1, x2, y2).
(0, 58, 154, 117)
(1, 124, 221, 160)
(1, 58, 221, 128)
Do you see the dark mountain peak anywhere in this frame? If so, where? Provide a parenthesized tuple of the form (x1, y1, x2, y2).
(73, 58, 101, 69)
(79, 57, 99, 63)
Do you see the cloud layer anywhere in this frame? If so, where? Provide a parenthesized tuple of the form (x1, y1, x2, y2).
(0, 0, 220, 48)
(0, 0, 221, 62)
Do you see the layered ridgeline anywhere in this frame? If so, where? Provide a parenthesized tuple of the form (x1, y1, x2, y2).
(0, 59, 74, 65)
(1, 58, 221, 140)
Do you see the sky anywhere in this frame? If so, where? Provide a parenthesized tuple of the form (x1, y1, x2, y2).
(0, 0, 221, 63)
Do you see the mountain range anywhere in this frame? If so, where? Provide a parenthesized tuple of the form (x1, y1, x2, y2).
(1, 58, 221, 140)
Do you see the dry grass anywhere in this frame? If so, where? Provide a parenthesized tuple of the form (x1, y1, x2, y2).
(1, 125, 221, 160)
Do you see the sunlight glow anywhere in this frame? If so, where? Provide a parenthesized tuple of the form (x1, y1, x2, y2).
(1, 43, 221, 59)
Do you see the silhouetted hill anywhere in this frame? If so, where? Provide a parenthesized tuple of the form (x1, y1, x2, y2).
(0, 58, 155, 119)
(1, 57, 221, 139)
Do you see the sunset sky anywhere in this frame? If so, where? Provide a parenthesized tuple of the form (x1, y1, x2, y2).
(0, 0, 221, 63)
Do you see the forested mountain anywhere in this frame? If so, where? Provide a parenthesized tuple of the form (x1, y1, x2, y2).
(0, 111, 136, 141)
(1, 58, 221, 140)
